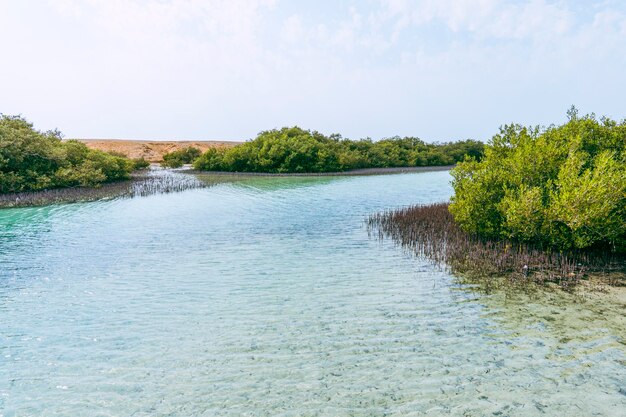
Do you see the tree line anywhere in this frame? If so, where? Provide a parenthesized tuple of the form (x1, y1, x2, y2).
(188, 127, 484, 172)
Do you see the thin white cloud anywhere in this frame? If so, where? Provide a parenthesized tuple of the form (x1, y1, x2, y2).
(281, 14, 304, 44)
(1, 1, 625, 141)
(378, 0, 573, 40)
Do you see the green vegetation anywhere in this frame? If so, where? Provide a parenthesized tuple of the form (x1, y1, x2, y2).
(450, 108, 626, 253)
(132, 157, 150, 170)
(0, 115, 138, 193)
(368, 203, 625, 290)
(162, 147, 202, 168)
(0, 169, 211, 208)
(194, 127, 484, 173)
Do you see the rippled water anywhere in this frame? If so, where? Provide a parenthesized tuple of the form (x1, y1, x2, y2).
(0, 171, 624, 416)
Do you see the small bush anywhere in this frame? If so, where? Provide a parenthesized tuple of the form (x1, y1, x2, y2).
(132, 157, 150, 170)
(161, 147, 201, 168)
(193, 148, 224, 171)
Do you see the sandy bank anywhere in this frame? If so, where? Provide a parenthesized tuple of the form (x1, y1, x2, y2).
(75, 139, 241, 162)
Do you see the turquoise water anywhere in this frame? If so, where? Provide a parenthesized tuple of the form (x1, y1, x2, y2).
(0, 171, 624, 416)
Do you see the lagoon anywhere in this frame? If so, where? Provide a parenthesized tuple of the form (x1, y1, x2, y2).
(0, 171, 624, 416)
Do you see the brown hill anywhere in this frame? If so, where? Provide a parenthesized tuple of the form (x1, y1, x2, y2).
(75, 139, 241, 162)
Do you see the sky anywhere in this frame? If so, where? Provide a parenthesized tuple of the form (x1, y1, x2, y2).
(1, 0, 625, 142)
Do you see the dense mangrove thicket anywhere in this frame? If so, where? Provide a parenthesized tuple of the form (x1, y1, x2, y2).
(161, 147, 202, 168)
(368, 203, 624, 290)
(450, 108, 626, 253)
(0, 115, 143, 193)
(194, 127, 484, 173)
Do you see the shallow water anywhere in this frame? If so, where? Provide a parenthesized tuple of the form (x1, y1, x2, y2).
(0, 171, 624, 417)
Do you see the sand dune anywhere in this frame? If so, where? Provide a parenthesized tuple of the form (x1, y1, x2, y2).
(76, 139, 241, 162)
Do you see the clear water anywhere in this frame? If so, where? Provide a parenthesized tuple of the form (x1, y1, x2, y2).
(0, 171, 624, 417)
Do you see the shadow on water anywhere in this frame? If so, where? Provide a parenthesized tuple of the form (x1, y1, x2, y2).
(479, 286, 626, 347)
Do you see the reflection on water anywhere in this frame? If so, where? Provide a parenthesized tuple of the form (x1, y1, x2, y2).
(0, 171, 624, 416)
(196, 173, 341, 192)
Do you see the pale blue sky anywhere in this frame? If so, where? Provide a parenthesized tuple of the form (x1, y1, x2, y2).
(1, 0, 625, 141)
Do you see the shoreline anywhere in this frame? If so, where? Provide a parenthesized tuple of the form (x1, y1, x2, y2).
(0, 166, 453, 209)
(0, 179, 137, 209)
(187, 165, 454, 177)
(0, 169, 207, 209)
(368, 202, 626, 291)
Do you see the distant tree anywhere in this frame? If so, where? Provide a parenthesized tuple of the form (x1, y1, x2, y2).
(193, 148, 224, 171)
(161, 147, 202, 168)
(132, 157, 150, 170)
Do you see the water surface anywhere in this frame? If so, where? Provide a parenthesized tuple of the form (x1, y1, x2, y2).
(0, 171, 624, 416)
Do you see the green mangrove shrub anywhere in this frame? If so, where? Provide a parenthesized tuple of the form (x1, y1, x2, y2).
(0, 115, 136, 193)
(450, 108, 626, 253)
(132, 157, 150, 170)
(161, 147, 202, 168)
(368, 202, 625, 289)
(194, 126, 484, 173)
